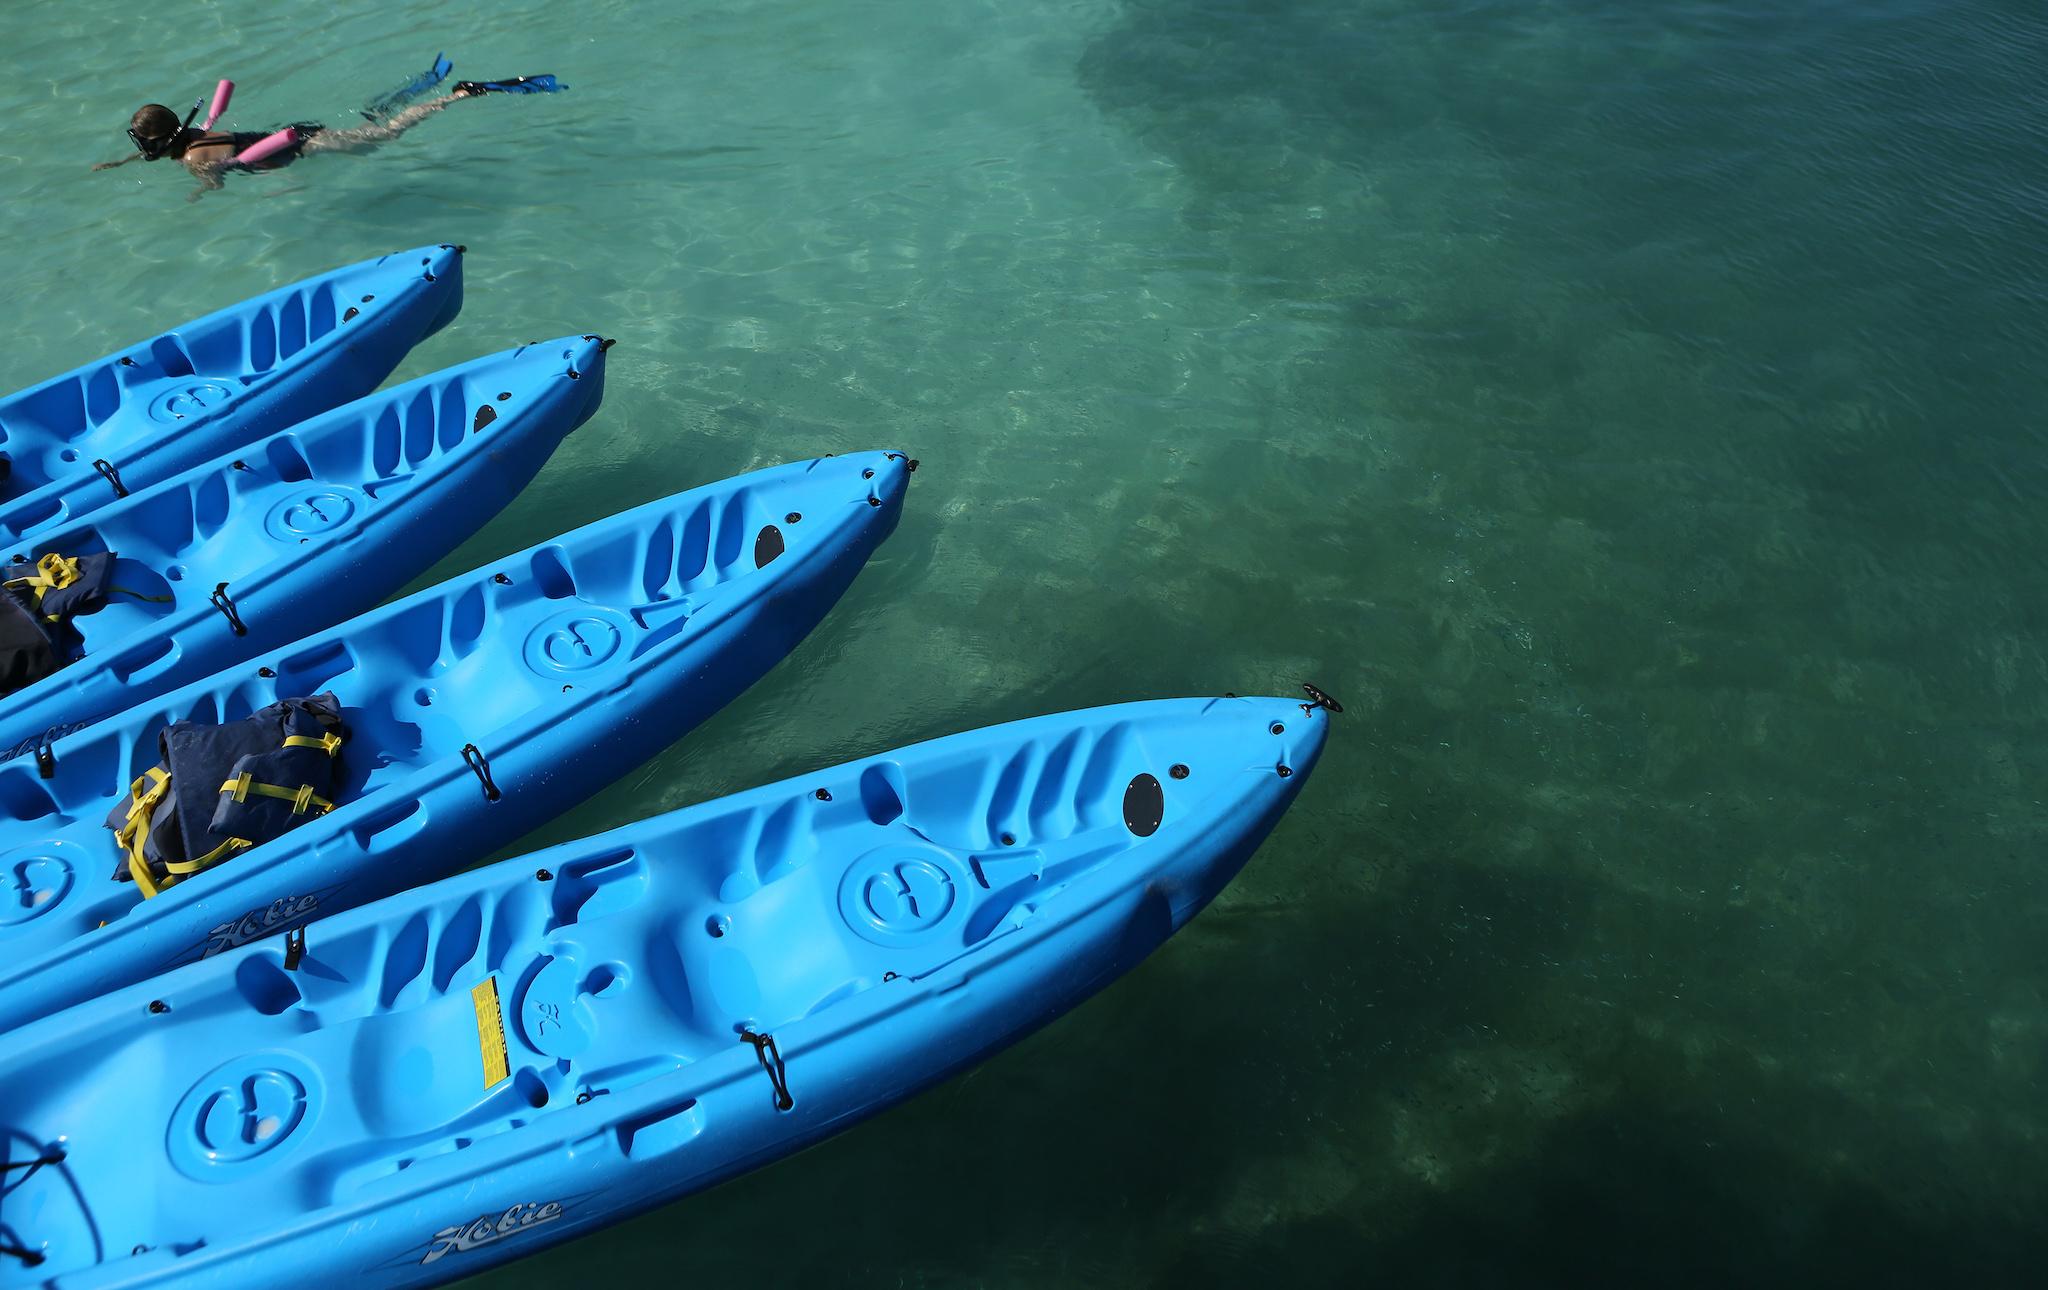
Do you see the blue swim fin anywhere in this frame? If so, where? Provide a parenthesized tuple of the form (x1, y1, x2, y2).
(362, 52, 454, 120)
(452, 73, 565, 96)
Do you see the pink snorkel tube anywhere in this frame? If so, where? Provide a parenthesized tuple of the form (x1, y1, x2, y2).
(201, 79, 233, 129)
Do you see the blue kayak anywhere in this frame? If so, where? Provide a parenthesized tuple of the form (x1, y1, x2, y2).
(0, 452, 910, 1032)
(0, 245, 463, 541)
(0, 694, 1326, 1286)
(0, 335, 608, 753)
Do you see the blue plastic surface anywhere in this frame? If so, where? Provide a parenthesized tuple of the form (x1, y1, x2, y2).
(0, 695, 1323, 1287)
(0, 245, 463, 540)
(0, 335, 607, 751)
(0, 452, 910, 1032)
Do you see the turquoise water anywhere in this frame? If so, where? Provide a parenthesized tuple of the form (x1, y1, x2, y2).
(5, 0, 2046, 1282)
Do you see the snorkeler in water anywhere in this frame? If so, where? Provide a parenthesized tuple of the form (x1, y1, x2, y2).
(91, 56, 563, 196)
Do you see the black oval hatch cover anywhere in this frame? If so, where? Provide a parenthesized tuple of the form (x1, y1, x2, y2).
(1124, 772, 1164, 836)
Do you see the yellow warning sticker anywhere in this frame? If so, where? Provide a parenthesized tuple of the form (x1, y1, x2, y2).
(472, 976, 510, 1089)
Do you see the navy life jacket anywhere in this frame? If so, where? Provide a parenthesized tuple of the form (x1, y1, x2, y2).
(108, 694, 348, 898)
(0, 593, 55, 694)
(0, 552, 125, 696)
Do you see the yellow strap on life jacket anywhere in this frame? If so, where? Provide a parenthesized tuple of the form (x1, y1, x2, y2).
(282, 732, 343, 756)
(173, 836, 252, 874)
(114, 766, 173, 899)
(4, 553, 84, 622)
(219, 772, 334, 817)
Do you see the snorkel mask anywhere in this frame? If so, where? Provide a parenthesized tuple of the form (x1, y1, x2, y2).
(126, 99, 200, 160)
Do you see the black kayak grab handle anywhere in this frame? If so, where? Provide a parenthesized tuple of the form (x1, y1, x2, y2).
(93, 458, 128, 498)
(210, 583, 248, 636)
(461, 743, 502, 802)
(741, 1029, 794, 1111)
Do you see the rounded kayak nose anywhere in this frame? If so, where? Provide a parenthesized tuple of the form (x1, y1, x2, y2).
(423, 242, 464, 276)
(1285, 698, 1332, 778)
(1231, 692, 1332, 784)
(816, 449, 910, 514)
(568, 333, 610, 376)
(867, 450, 912, 508)
(418, 244, 465, 333)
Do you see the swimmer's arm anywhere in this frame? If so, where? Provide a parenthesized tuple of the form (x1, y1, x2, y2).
(89, 152, 143, 171)
(183, 162, 226, 202)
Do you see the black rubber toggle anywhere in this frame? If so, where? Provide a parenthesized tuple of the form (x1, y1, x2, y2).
(741, 1029, 795, 1111)
(461, 743, 502, 802)
(283, 925, 306, 971)
(93, 458, 128, 498)
(1300, 683, 1344, 715)
(210, 583, 248, 636)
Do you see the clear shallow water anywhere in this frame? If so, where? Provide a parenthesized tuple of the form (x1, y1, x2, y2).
(3, 0, 2046, 1283)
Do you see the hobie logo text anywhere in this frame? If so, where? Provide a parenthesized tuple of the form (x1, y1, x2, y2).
(421, 1201, 566, 1264)
(203, 893, 322, 957)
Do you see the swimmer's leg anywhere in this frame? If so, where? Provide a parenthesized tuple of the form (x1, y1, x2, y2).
(299, 94, 462, 155)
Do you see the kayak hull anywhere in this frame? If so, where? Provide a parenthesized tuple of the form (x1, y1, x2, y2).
(0, 245, 464, 541)
(0, 336, 607, 751)
(0, 453, 910, 1031)
(0, 696, 1325, 1287)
